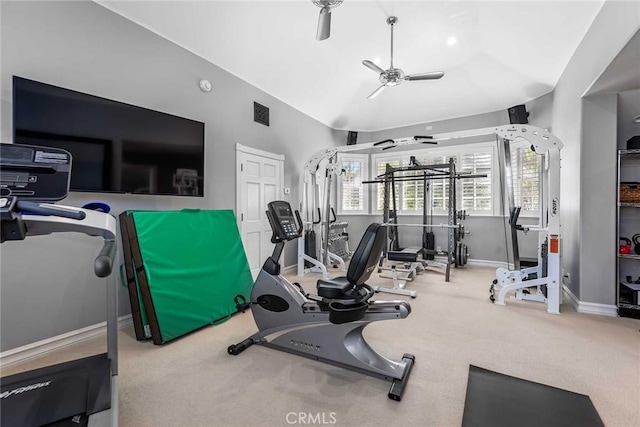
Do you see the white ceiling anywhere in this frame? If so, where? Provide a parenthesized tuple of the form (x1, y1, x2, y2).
(96, 1, 604, 131)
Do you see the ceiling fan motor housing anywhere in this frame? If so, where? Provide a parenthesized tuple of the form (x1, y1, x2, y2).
(381, 68, 405, 86)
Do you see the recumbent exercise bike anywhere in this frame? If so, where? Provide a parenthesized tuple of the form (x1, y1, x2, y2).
(228, 200, 415, 401)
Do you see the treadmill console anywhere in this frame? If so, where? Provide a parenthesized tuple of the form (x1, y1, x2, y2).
(267, 201, 300, 241)
(0, 144, 71, 201)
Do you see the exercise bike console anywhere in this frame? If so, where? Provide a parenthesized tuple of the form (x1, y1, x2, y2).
(267, 200, 301, 241)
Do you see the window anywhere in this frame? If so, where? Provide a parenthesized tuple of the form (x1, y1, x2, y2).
(429, 154, 454, 212)
(372, 145, 495, 216)
(375, 158, 401, 211)
(337, 140, 538, 217)
(460, 150, 492, 212)
(337, 154, 368, 214)
(511, 143, 541, 214)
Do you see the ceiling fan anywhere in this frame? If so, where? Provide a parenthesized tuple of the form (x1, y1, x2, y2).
(363, 16, 444, 99)
(312, 0, 343, 41)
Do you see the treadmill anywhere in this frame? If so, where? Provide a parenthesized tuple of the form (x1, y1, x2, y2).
(0, 143, 119, 427)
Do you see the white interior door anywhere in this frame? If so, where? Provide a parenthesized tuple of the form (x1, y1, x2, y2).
(236, 144, 284, 279)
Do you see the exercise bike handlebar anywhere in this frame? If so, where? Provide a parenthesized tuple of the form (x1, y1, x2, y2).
(294, 210, 304, 235)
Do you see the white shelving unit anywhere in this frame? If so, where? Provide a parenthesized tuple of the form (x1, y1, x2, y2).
(616, 149, 640, 319)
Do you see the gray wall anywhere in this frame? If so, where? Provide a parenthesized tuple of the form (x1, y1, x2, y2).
(0, 1, 341, 351)
(551, 0, 640, 302)
(340, 93, 553, 264)
(580, 93, 618, 305)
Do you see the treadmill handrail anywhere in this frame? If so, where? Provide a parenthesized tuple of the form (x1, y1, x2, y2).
(95, 240, 117, 278)
(19, 204, 117, 240)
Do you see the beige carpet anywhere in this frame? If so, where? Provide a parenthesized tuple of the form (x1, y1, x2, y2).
(3, 265, 639, 426)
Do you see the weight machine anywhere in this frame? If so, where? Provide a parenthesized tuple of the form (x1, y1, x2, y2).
(299, 126, 562, 309)
(298, 149, 349, 278)
(489, 126, 563, 314)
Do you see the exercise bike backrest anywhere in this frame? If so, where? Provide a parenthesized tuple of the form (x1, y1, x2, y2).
(346, 222, 387, 286)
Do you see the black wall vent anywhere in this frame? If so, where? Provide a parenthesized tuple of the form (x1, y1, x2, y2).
(254, 102, 269, 127)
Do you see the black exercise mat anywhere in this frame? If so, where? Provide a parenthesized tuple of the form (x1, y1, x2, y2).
(462, 365, 604, 427)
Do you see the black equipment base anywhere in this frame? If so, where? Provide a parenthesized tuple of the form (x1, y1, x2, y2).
(1, 353, 111, 427)
(618, 304, 640, 319)
(462, 365, 603, 427)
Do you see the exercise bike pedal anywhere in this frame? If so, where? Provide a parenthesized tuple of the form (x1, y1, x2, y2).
(228, 338, 255, 355)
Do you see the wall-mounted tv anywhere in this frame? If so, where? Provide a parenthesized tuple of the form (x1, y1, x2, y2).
(13, 76, 205, 197)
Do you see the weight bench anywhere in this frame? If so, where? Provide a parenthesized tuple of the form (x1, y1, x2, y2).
(376, 247, 424, 298)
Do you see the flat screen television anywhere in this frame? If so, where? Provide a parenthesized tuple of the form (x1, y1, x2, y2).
(13, 76, 205, 197)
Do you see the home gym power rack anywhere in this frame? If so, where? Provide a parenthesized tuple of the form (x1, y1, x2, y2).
(363, 157, 484, 281)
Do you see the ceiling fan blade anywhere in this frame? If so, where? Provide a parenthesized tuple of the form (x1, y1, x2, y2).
(405, 71, 445, 81)
(362, 60, 385, 75)
(316, 6, 331, 40)
(367, 85, 386, 99)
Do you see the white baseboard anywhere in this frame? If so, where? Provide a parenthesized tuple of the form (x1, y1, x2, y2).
(282, 264, 297, 274)
(563, 286, 618, 317)
(465, 259, 509, 269)
(0, 315, 133, 367)
(432, 255, 508, 269)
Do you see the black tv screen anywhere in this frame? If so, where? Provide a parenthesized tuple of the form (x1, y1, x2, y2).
(13, 76, 205, 197)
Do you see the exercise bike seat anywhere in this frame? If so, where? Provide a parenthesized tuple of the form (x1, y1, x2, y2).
(317, 223, 386, 299)
(317, 276, 352, 298)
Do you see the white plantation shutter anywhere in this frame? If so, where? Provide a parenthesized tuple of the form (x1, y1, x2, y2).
(430, 155, 454, 212)
(460, 149, 492, 212)
(511, 145, 541, 213)
(401, 157, 425, 211)
(345, 143, 498, 216)
(376, 159, 401, 211)
(338, 154, 368, 213)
